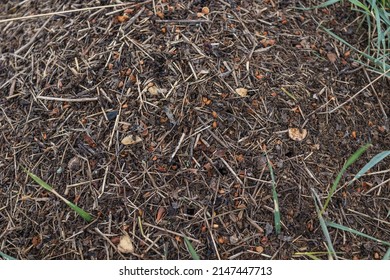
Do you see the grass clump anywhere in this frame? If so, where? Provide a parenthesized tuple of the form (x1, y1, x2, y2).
(301, 0, 390, 77)
(310, 144, 390, 259)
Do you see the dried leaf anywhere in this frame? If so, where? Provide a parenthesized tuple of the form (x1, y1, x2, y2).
(156, 207, 166, 223)
(202, 7, 210, 15)
(156, 11, 164, 19)
(148, 85, 159, 96)
(121, 135, 142, 145)
(117, 233, 134, 254)
(117, 15, 129, 23)
(68, 156, 80, 170)
(255, 246, 264, 253)
(235, 87, 248, 97)
(327, 52, 337, 63)
(32, 235, 41, 247)
(288, 128, 308, 141)
(83, 133, 97, 148)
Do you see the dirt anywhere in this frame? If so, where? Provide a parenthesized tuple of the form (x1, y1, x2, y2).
(0, 0, 389, 260)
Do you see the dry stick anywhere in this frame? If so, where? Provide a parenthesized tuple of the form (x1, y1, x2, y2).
(220, 157, 244, 186)
(323, 70, 389, 114)
(155, 19, 210, 24)
(37, 95, 98, 102)
(365, 178, 390, 195)
(98, 165, 110, 199)
(203, 212, 221, 260)
(142, 222, 202, 244)
(363, 68, 388, 120)
(170, 132, 186, 162)
(347, 208, 390, 226)
(123, 6, 145, 29)
(15, 16, 52, 55)
(0, 2, 149, 23)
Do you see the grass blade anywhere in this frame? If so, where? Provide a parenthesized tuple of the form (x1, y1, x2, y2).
(383, 248, 390, 260)
(326, 221, 390, 246)
(183, 236, 200, 260)
(266, 154, 281, 234)
(296, 0, 340, 10)
(24, 168, 93, 222)
(322, 143, 371, 213)
(321, 27, 390, 76)
(350, 151, 390, 182)
(349, 0, 371, 13)
(311, 189, 337, 259)
(0, 251, 16, 260)
(23, 168, 53, 192)
(65, 199, 93, 222)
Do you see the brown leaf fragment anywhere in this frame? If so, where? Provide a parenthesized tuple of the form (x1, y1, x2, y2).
(235, 88, 248, 97)
(83, 133, 97, 148)
(121, 135, 142, 145)
(327, 52, 337, 63)
(156, 206, 166, 224)
(288, 128, 307, 141)
(117, 14, 129, 23)
(118, 233, 134, 254)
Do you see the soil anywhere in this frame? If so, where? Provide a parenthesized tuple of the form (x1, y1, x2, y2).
(0, 0, 389, 260)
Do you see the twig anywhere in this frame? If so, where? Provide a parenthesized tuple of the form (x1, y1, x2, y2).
(0, 2, 146, 23)
(365, 178, 390, 195)
(322, 70, 389, 114)
(155, 19, 210, 24)
(220, 157, 244, 186)
(37, 96, 98, 102)
(123, 7, 145, 29)
(363, 68, 388, 121)
(15, 16, 52, 55)
(142, 222, 202, 244)
(170, 132, 186, 162)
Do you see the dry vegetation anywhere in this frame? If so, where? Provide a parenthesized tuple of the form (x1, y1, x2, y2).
(0, 0, 389, 260)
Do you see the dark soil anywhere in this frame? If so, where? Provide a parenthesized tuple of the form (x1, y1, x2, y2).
(0, 0, 389, 260)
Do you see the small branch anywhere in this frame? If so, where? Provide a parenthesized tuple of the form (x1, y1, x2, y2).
(0, 2, 147, 23)
(220, 157, 244, 186)
(37, 95, 98, 102)
(323, 70, 389, 114)
(155, 19, 210, 24)
(170, 132, 186, 162)
(15, 16, 52, 55)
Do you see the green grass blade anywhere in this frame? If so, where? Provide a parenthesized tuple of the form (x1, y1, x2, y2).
(326, 221, 390, 246)
(350, 151, 390, 182)
(372, 5, 382, 58)
(0, 251, 16, 260)
(24, 169, 93, 222)
(349, 0, 371, 13)
(66, 200, 93, 222)
(295, 0, 340, 10)
(183, 237, 200, 260)
(266, 154, 281, 234)
(23, 168, 53, 192)
(383, 248, 390, 260)
(322, 143, 371, 213)
(311, 189, 337, 260)
(298, 253, 321, 260)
